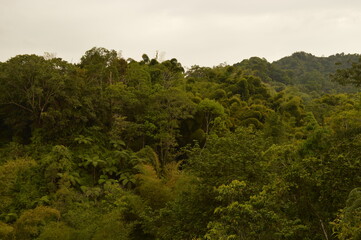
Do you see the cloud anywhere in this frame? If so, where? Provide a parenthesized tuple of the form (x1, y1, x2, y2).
(1, 0, 361, 66)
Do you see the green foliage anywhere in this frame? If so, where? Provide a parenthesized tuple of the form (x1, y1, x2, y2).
(40, 145, 76, 192)
(274, 52, 360, 96)
(1, 49, 361, 240)
(0, 221, 13, 240)
(135, 164, 173, 209)
(13, 206, 60, 239)
(80, 47, 126, 86)
(189, 127, 267, 187)
(197, 98, 224, 134)
(0, 54, 91, 142)
(333, 188, 361, 239)
(0, 158, 37, 213)
(332, 57, 361, 87)
(91, 211, 132, 240)
(205, 180, 307, 240)
(36, 222, 76, 240)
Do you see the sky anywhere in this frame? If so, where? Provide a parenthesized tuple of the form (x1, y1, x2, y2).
(1, 0, 361, 67)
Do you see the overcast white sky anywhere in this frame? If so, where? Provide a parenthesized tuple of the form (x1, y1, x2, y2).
(1, 0, 361, 67)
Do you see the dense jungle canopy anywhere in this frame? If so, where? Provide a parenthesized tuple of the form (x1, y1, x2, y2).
(1, 48, 361, 239)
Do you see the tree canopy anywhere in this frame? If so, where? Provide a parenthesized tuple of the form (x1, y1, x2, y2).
(0, 48, 360, 239)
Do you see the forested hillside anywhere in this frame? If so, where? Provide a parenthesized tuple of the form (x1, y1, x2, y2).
(236, 52, 360, 97)
(0, 48, 361, 239)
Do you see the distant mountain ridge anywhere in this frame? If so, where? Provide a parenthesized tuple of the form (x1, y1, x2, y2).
(235, 51, 361, 96)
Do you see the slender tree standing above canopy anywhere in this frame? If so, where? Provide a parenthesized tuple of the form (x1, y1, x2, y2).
(197, 98, 224, 134)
